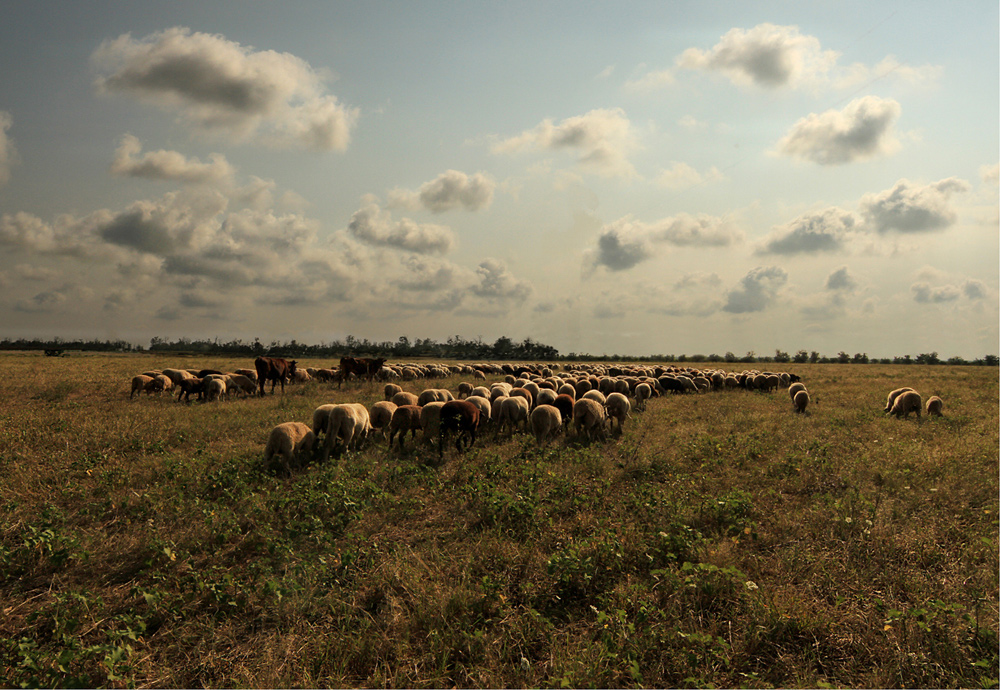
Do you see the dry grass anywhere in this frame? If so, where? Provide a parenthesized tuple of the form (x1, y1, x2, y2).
(0, 353, 997, 688)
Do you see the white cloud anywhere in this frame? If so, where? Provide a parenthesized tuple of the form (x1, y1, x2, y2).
(756, 207, 858, 255)
(911, 282, 961, 303)
(0, 110, 16, 187)
(775, 96, 901, 165)
(624, 68, 676, 92)
(92, 27, 359, 151)
(859, 177, 970, 233)
(722, 266, 788, 313)
(111, 134, 235, 184)
(678, 23, 839, 89)
(835, 55, 943, 90)
(470, 258, 532, 303)
(347, 197, 455, 254)
(491, 108, 638, 177)
(590, 213, 743, 271)
(387, 169, 495, 213)
(654, 161, 724, 190)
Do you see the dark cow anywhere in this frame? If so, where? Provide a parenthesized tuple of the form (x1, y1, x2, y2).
(254, 357, 298, 396)
(338, 357, 386, 386)
(439, 399, 481, 458)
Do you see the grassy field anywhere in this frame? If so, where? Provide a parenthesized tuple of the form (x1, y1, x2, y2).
(0, 352, 997, 688)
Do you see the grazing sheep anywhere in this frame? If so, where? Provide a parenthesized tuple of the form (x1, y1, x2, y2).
(530, 404, 563, 444)
(130, 374, 161, 399)
(793, 389, 810, 413)
(464, 395, 492, 429)
(884, 387, 915, 414)
(439, 399, 481, 457)
(176, 377, 205, 403)
(418, 388, 455, 406)
(582, 389, 606, 405)
(497, 396, 530, 435)
(369, 401, 398, 438)
(604, 392, 631, 435)
(263, 422, 316, 475)
(535, 388, 558, 408)
(233, 368, 258, 383)
(204, 378, 227, 402)
(471, 385, 491, 400)
(552, 394, 575, 428)
(788, 382, 807, 400)
(226, 374, 257, 398)
(889, 390, 922, 419)
(573, 398, 607, 442)
(391, 391, 420, 407)
(388, 405, 423, 450)
(161, 368, 195, 386)
(322, 403, 372, 461)
(510, 387, 534, 409)
(312, 404, 339, 439)
(634, 382, 652, 410)
(384, 383, 402, 401)
(420, 401, 446, 442)
(926, 395, 944, 417)
(456, 382, 473, 399)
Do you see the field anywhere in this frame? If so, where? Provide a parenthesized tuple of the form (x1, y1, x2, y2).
(0, 352, 997, 688)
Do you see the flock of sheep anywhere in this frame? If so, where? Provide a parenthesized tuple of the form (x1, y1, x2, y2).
(125, 361, 944, 474)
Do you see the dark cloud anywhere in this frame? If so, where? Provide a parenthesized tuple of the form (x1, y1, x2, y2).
(911, 282, 961, 303)
(389, 170, 495, 213)
(825, 266, 857, 291)
(722, 266, 788, 313)
(775, 96, 901, 165)
(859, 177, 970, 233)
(757, 207, 856, 255)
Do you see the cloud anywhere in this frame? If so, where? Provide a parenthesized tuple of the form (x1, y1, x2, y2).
(962, 279, 988, 300)
(387, 170, 495, 213)
(981, 163, 999, 187)
(591, 213, 743, 271)
(775, 96, 901, 165)
(859, 177, 970, 233)
(98, 189, 228, 255)
(834, 55, 943, 90)
(111, 134, 235, 184)
(92, 27, 358, 151)
(825, 266, 858, 292)
(470, 258, 532, 303)
(491, 108, 638, 177)
(347, 197, 455, 254)
(654, 161, 724, 190)
(911, 282, 961, 303)
(624, 68, 676, 92)
(678, 23, 839, 89)
(0, 111, 16, 187)
(722, 266, 788, 313)
(756, 207, 857, 254)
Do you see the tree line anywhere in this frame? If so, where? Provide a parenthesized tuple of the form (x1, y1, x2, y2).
(0, 336, 996, 367)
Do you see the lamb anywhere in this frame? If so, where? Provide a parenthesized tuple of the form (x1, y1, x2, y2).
(884, 387, 915, 413)
(604, 392, 631, 435)
(130, 374, 162, 399)
(793, 389, 810, 413)
(369, 401, 397, 438)
(889, 390, 922, 419)
(321, 403, 372, 460)
(530, 404, 563, 444)
(388, 405, 423, 450)
(926, 395, 944, 417)
(573, 398, 607, 442)
(497, 396, 530, 435)
(263, 422, 316, 475)
(788, 382, 807, 400)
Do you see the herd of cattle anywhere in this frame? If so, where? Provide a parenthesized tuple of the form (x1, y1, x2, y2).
(125, 358, 943, 472)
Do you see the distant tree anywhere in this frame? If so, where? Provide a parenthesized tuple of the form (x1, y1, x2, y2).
(707, 353, 722, 362)
(852, 352, 869, 364)
(916, 352, 940, 365)
(724, 351, 737, 363)
(792, 350, 809, 364)
(946, 356, 968, 365)
(836, 351, 850, 364)
(809, 351, 820, 363)
(774, 349, 790, 363)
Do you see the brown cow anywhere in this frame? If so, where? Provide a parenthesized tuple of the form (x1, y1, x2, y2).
(254, 356, 298, 396)
(338, 357, 386, 386)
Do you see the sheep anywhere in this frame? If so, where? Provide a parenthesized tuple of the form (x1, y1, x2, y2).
(889, 390, 922, 419)
(263, 422, 316, 475)
(793, 389, 810, 413)
(884, 387, 916, 414)
(388, 405, 423, 450)
(582, 389, 606, 405)
(552, 393, 575, 429)
(530, 404, 563, 444)
(926, 395, 944, 417)
(233, 368, 258, 383)
(130, 374, 162, 399)
(418, 388, 454, 406)
(176, 377, 205, 403)
(226, 373, 257, 398)
(788, 382, 807, 400)
(322, 403, 372, 460)
(439, 400, 481, 457)
(369, 401, 398, 438)
(420, 401, 446, 442)
(384, 383, 402, 401)
(604, 392, 631, 435)
(205, 378, 227, 402)
(510, 387, 534, 409)
(634, 382, 652, 410)
(456, 382, 474, 399)
(312, 404, 339, 439)
(391, 391, 420, 407)
(535, 388, 558, 408)
(471, 385, 491, 400)
(573, 398, 607, 441)
(497, 396, 530, 435)
(161, 368, 195, 386)
(464, 396, 492, 430)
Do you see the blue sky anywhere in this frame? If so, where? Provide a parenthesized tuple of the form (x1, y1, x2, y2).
(0, 1, 996, 357)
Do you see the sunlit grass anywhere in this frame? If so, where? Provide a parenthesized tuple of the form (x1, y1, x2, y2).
(0, 353, 996, 688)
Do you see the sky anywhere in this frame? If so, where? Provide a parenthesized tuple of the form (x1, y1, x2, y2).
(0, 0, 997, 359)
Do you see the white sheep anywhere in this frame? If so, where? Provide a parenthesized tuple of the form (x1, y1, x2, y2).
(391, 391, 420, 407)
(312, 404, 339, 440)
(129, 374, 162, 399)
(573, 398, 607, 441)
(926, 395, 944, 417)
(420, 401, 446, 442)
(388, 405, 423, 450)
(205, 378, 227, 402)
(226, 373, 257, 398)
(497, 396, 530, 435)
(634, 382, 652, 410)
(535, 388, 558, 408)
(604, 392, 631, 435)
(788, 382, 807, 400)
(322, 403, 372, 460)
(889, 390, 922, 419)
(464, 395, 492, 429)
(384, 383, 403, 401)
(369, 401, 397, 438)
(884, 387, 915, 413)
(530, 404, 563, 444)
(582, 389, 606, 406)
(418, 388, 454, 406)
(793, 389, 810, 413)
(263, 422, 316, 475)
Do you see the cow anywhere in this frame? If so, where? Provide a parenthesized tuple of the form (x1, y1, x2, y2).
(254, 356, 298, 396)
(338, 357, 386, 386)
